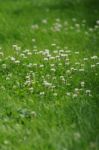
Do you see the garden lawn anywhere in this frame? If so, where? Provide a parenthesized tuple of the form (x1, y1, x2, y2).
(0, 0, 99, 150)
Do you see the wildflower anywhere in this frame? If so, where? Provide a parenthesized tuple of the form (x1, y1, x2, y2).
(75, 51, 79, 54)
(72, 93, 78, 98)
(43, 80, 52, 88)
(40, 92, 45, 96)
(96, 20, 99, 25)
(2, 64, 7, 69)
(72, 18, 77, 22)
(44, 57, 48, 61)
(91, 56, 98, 60)
(75, 24, 80, 28)
(15, 60, 20, 64)
(79, 68, 84, 72)
(32, 38, 36, 42)
(42, 19, 47, 24)
(4, 140, 9, 145)
(51, 43, 56, 46)
(66, 92, 71, 96)
(53, 93, 57, 96)
(81, 81, 85, 87)
(86, 90, 91, 94)
(31, 24, 39, 30)
(50, 68, 56, 72)
(39, 64, 44, 68)
(0, 52, 4, 56)
(91, 64, 96, 68)
(10, 56, 16, 61)
(84, 58, 88, 61)
(30, 111, 37, 117)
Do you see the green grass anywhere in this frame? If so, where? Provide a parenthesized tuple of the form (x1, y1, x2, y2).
(0, 0, 99, 149)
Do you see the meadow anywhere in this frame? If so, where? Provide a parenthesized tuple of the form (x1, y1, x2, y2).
(0, 0, 99, 149)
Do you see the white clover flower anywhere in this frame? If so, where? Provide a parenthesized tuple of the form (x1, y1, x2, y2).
(30, 111, 37, 117)
(12, 44, 21, 51)
(66, 92, 71, 96)
(91, 56, 98, 60)
(27, 63, 33, 68)
(31, 24, 39, 30)
(96, 62, 99, 65)
(86, 90, 92, 96)
(71, 67, 75, 71)
(55, 55, 60, 59)
(79, 68, 84, 72)
(58, 63, 62, 66)
(81, 64, 84, 67)
(4, 140, 9, 145)
(81, 81, 85, 87)
(96, 20, 99, 25)
(66, 50, 71, 53)
(47, 54, 51, 58)
(42, 19, 47, 24)
(15, 60, 20, 64)
(50, 68, 56, 72)
(73, 93, 78, 98)
(49, 56, 55, 60)
(43, 80, 52, 88)
(75, 24, 80, 28)
(94, 25, 98, 29)
(52, 77, 56, 80)
(51, 43, 56, 46)
(2, 64, 7, 69)
(72, 18, 77, 22)
(29, 87, 34, 92)
(53, 93, 57, 96)
(44, 57, 48, 61)
(0, 52, 4, 56)
(12, 44, 17, 48)
(33, 64, 37, 67)
(84, 58, 88, 61)
(20, 53, 25, 57)
(10, 56, 16, 61)
(6, 77, 10, 80)
(66, 70, 71, 74)
(50, 64, 55, 67)
(89, 28, 93, 32)
(32, 38, 36, 42)
(59, 50, 64, 53)
(86, 90, 91, 94)
(66, 58, 69, 61)
(56, 18, 60, 22)
(40, 92, 45, 96)
(75, 88, 79, 92)
(53, 50, 58, 54)
(27, 52, 32, 56)
(75, 62, 80, 65)
(39, 64, 44, 68)
(75, 51, 79, 54)
(60, 54, 67, 57)
(91, 64, 96, 68)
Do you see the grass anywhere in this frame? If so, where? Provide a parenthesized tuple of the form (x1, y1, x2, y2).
(0, 0, 99, 149)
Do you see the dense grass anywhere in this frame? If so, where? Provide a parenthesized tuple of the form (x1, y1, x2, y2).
(0, 0, 99, 150)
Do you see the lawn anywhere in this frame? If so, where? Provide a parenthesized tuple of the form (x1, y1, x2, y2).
(0, 0, 99, 149)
